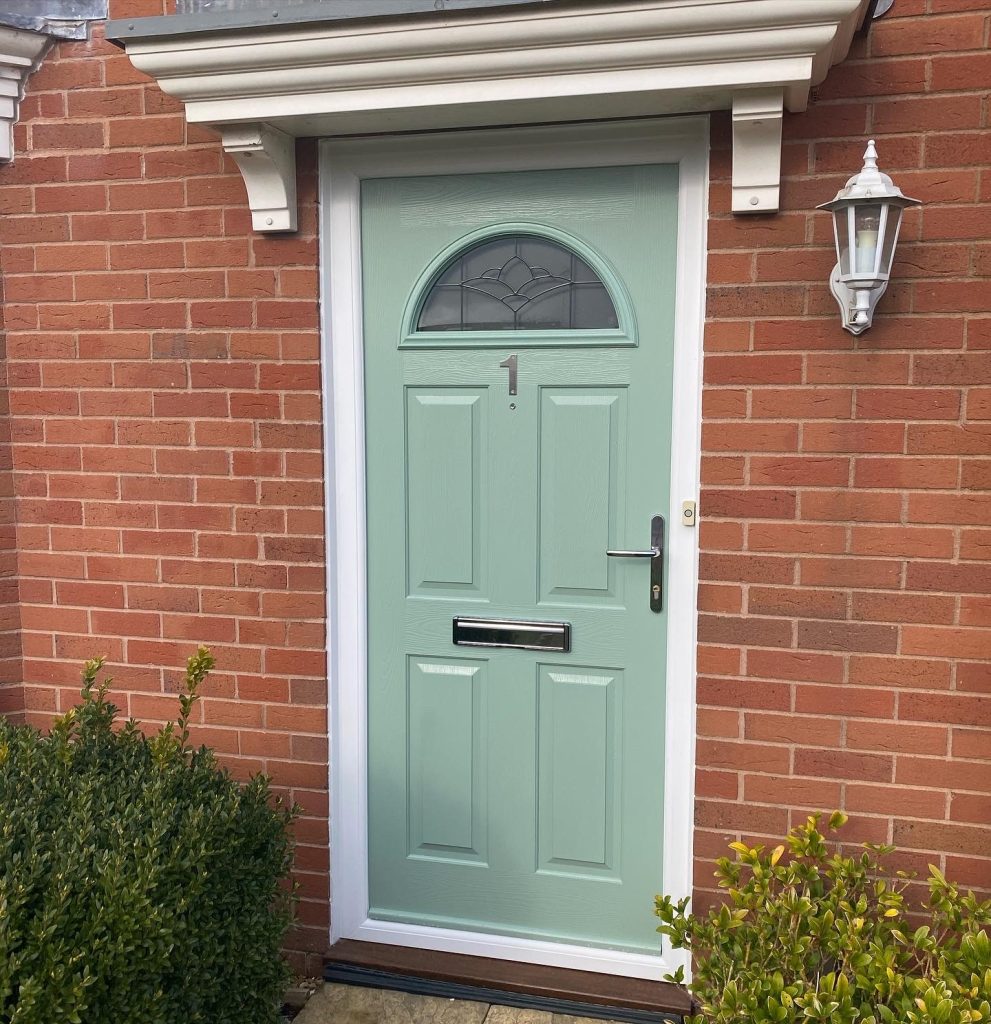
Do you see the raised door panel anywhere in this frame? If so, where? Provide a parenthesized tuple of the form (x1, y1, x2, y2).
(407, 656, 489, 866)
(406, 388, 487, 597)
(538, 388, 626, 605)
(536, 664, 622, 880)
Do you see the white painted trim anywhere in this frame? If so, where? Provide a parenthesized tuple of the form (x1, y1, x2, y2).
(119, 0, 868, 227)
(321, 117, 707, 981)
(0, 24, 51, 163)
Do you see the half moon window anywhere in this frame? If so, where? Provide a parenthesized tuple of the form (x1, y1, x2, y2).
(415, 234, 619, 332)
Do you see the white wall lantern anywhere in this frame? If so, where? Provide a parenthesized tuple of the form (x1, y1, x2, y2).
(818, 140, 920, 335)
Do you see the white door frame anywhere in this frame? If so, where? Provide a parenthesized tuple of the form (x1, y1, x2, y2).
(319, 117, 707, 981)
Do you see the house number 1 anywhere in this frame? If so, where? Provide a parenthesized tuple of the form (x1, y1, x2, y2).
(499, 353, 518, 396)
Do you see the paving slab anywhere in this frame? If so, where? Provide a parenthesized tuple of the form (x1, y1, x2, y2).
(296, 983, 488, 1024)
(482, 1006, 630, 1024)
(296, 983, 636, 1024)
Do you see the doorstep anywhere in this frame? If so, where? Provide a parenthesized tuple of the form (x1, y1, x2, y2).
(324, 941, 690, 1024)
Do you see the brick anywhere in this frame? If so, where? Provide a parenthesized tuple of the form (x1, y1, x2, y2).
(794, 685, 895, 719)
(873, 95, 983, 134)
(907, 562, 991, 595)
(804, 422, 905, 454)
(702, 489, 796, 519)
(853, 591, 955, 625)
(807, 354, 910, 385)
(705, 354, 803, 385)
(910, 424, 991, 455)
(950, 794, 991, 825)
(914, 354, 991, 387)
(801, 557, 902, 590)
(797, 621, 898, 655)
(695, 801, 790, 835)
(962, 461, 991, 490)
(909, 493, 991, 526)
(847, 784, 947, 819)
(902, 627, 990, 661)
(916, 280, 991, 314)
(745, 712, 842, 746)
(851, 525, 953, 559)
(854, 458, 958, 490)
(747, 649, 843, 684)
(750, 457, 849, 486)
(801, 491, 901, 523)
(893, 820, 989, 859)
(31, 121, 106, 151)
(749, 587, 846, 620)
(701, 553, 795, 585)
(698, 614, 793, 648)
(703, 422, 799, 453)
(749, 523, 847, 555)
(856, 388, 960, 420)
(794, 749, 893, 783)
(696, 739, 791, 774)
(952, 729, 990, 760)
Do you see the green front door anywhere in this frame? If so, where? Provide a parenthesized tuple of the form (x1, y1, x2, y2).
(362, 164, 678, 955)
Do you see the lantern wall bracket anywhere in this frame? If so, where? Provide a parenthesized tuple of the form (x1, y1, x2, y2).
(828, 266, 885, 336)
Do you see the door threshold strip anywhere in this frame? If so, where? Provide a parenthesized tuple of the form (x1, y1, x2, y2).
(324, 940, 689, 1024)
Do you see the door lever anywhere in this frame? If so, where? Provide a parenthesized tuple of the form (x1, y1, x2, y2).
(606, 514, 664, 612)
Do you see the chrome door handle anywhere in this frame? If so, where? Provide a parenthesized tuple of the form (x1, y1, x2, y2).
(606, 515, 664, 613)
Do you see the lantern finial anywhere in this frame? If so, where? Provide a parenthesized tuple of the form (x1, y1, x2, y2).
(863, 139, 878, 171)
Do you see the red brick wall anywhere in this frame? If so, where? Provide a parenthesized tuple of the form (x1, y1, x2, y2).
(0, 273, 23, 721)
(0, 5, 328, 967)
(0, 0, 987, 967)
(697, 0, 990, 905)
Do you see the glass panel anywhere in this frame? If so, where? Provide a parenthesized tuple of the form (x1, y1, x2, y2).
(416, 234, 619, 332)
(854, 204, 883, 276)
(573, 284, 619, 329)
(518, 238, 573, 279)
(517, 288, 571, 329)
(418, 286, 463, 331)
(879, 206, 901, 278)
(834, 210, 851, 276)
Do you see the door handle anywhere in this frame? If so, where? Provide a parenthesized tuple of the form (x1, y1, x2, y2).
(606, 514, 664, 613)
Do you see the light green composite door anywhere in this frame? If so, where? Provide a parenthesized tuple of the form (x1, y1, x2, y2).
(363, 164, 678, 955)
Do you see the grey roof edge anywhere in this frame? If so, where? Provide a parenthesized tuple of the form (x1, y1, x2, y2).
(0, 0, 108, 41)
(106, 0, 571, 45)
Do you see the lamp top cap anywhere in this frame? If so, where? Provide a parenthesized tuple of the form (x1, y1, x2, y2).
(818, 139, 921, 211)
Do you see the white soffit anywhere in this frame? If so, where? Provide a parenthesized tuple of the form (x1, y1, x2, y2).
(0, 25, 52, 163)
(116, 0, 871, 230)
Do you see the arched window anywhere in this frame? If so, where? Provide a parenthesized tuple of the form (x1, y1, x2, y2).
(415, 234, 619, 332)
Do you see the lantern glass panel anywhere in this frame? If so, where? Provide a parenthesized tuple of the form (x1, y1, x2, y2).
(879, 205, 902, 278)
(834, 209, 851, 275)
(853, 203, 883, 277)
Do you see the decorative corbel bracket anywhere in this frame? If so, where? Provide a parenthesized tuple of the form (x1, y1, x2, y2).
(221, 123, 297, 233)
(731, 89, 784, 214)
(0, 25, 52, 163)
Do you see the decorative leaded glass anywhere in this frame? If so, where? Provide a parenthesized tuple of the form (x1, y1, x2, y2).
(416, 235, 619, 332)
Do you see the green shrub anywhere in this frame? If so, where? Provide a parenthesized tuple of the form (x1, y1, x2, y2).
(0, 649, 298, 1024)
(656, 813, 991, 1024)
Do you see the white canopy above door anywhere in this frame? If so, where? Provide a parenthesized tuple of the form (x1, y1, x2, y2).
(108, 0, 873, 231)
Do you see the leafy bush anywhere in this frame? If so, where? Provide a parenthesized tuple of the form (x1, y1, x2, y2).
(656, 813, 991, 1024)
(0, 649, 298, 1024)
